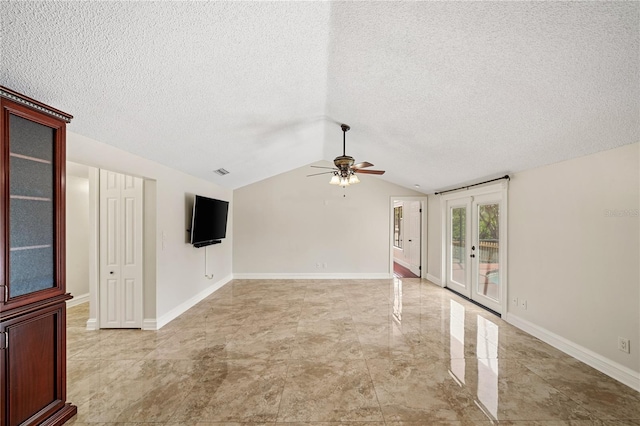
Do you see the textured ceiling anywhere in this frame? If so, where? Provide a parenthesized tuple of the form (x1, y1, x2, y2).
(1, 1, 638, 192)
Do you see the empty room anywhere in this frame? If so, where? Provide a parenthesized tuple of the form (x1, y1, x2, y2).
(0, 1, 638, 425)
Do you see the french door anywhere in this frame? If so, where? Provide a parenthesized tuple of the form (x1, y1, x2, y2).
(445, 191, 505, 314)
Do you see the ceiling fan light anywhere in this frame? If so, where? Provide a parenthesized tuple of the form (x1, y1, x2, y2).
(313, 123, 385, 188)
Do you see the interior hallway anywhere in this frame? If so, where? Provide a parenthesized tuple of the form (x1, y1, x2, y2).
(65, 278, 640, 424)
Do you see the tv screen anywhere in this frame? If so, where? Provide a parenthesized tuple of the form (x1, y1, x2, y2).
(190, 195, 229, 248)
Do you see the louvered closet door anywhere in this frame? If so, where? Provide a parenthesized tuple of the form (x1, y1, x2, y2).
(99, 169, 143, 328)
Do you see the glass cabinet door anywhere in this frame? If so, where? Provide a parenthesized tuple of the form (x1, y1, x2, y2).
(8, 113, 57, 298)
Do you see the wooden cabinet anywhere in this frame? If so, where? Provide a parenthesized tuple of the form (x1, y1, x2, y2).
(0, 87, 76, 425)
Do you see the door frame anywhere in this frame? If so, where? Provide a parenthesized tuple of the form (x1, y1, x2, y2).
(440, 181, 509, 315)
(389, 196, 428, 278)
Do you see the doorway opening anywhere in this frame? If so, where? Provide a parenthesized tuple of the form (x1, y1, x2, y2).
(66, 162, 155, 330)
(390, 197, 428, 279)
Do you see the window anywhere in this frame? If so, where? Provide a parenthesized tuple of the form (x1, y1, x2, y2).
(394, 205, 403, 248)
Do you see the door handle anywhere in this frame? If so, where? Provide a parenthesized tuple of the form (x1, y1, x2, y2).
(470, 254, 475, 258)
(408, 239, 412, 242)
(109, 271, 114, 275)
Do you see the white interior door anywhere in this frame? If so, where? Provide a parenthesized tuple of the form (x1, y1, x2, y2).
(99, 169, 143, 328)
(408, 201, 422, 277)
(445, 193, 503, 314)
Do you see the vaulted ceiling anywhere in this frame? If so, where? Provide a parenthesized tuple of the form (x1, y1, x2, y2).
(1, 2, 638, 192)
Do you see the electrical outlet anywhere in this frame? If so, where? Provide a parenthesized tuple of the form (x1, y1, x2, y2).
(512, 296, 518, 306)
(322, 263, 327, 269)
(520, 299, 527, 310)
(316, 262, 321, 269)
(618, 337, 630, 354)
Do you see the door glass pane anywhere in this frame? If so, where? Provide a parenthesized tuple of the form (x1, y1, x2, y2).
(394, 206, 402, 248)
(451, 207, 466, 286)
(9, 114, 56, 297)
(477, 203, 499, 301)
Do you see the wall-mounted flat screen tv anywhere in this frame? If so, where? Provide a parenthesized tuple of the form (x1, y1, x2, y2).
(190, 195, 229, 248)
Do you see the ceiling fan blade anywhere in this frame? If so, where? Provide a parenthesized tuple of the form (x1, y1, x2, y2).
(307, 171, 335, 177)
(310, 165, 338, 170)
(355, 169, 385, 175)
(353, 161, 374, 169)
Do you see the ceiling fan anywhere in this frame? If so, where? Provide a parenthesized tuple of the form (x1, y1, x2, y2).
(308, 123, 385, 187)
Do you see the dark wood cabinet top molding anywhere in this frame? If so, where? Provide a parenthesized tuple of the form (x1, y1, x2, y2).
(0, 86, 73, 123)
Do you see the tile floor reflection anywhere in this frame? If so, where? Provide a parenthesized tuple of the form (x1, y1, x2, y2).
(65, 278, 640, 425)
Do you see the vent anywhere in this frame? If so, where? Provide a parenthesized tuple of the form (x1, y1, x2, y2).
(214, 168, 229, 176)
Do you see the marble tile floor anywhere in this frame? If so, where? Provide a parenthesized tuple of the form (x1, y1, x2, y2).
(65, 278, 640, 425)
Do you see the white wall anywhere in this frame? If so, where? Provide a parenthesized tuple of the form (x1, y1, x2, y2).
(65, 174, 90, 301)
(233, 161, 422, 277)
(66, 131, 233, 326)
(426, 193, 441, 284)
(425, 143, 639, 385)
(508, 143, 639, 375)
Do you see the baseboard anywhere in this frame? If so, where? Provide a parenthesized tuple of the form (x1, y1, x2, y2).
(66, 292, 89, 308)
(232, 273, 393, 280)
(426, 273, 442, 286)
(154, 274, 233, 330)
(85, 318, 98, 331)
(142, 319, 157, 331)
(505, 313, 640, 392)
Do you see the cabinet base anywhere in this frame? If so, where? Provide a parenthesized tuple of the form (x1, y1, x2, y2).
(38, 404, 77, 426)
